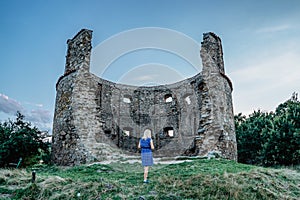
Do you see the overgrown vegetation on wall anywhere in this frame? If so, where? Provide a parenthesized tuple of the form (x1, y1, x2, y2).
(235, 93, 300, 166)
(0, 112, 51, 167)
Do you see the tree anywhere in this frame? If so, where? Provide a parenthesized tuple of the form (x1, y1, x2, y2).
(261, 95, 300, 166)
(235, 110, 273, 165)
(235, 93, 300, 166)
(0, 112, 51, 167)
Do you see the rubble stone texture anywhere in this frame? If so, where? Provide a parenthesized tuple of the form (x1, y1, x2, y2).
(51, 29, 237, 166)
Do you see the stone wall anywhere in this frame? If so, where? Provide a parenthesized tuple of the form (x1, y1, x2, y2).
(51, 29, 237, 165)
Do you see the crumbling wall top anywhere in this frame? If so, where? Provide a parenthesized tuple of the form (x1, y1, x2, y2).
(201, 32, 225, 74)
(67, 29, 93, 44)
(65, 29, 93, 74)
(203, 32, 221, 43)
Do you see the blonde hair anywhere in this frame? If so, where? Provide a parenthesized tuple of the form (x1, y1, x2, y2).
(142, 129, 151, 139)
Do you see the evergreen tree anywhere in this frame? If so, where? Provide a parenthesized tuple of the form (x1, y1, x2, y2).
(235, 111, 273, 165)
(261, 94, 300, 166)
(235, 93, 300, 166)
(0, 112, 50, 167)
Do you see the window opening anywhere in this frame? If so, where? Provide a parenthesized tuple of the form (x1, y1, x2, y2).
(123, 127, 133, 136)
(185, 96, 191, 104)
(123, 95, 132, 103)
(164, 127, 174, 137)
(198, 82, 205, 91)
(123, 97, 131, 103)
(124, 130, 130, 136)
(164, 94, 172, 103)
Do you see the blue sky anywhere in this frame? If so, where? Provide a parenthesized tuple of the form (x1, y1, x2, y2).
(1, 0, 300, 133)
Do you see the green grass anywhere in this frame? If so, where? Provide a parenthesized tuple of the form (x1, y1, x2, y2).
(0, 159, 299, 199)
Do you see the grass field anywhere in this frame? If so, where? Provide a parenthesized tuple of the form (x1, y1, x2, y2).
(0, 158, 299, 199)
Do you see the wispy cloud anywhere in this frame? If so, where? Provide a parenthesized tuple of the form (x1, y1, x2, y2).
(229, 49, 300, 115)
(117, 63, 185, 86)
(24, 102, 44, 108)
(255, 24, 291, 34)
(27, 109, 52, 124)
(0, 93, 24, 114)
(134, 75, 159, 81)
(0, 93, 53, 132)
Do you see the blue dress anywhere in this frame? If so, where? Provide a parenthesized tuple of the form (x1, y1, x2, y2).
(140, 138, 153, 166)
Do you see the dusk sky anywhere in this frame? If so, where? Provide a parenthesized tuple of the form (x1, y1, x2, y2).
(1, 0, 300, 133)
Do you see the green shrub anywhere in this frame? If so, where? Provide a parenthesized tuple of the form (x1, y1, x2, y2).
(0, 112, 51, 167)
(235, 93, 300, 166)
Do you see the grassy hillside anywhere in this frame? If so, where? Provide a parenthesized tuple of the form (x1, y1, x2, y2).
(0, 159, 299, 199)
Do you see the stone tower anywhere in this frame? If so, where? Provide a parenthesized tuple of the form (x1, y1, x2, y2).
(51, 29, 237, 166)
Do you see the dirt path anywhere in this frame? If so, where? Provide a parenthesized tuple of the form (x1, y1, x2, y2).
(92, 156, 194, 165)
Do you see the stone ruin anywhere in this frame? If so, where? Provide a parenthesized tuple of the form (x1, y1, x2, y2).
(51, 29, 237, 166)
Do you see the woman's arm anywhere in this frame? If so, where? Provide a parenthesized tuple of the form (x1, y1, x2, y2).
(150, 139, 154, 150)
(138, 141, 141, 149)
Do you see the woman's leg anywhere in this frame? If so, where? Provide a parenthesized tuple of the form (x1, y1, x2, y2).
(144, 166, 149, 181)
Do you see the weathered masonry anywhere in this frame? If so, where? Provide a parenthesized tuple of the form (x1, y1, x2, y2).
(51, 29, 237, 165)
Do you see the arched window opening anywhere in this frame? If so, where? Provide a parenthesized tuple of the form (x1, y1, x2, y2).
(185, 96, 191, 105)
(164, 94, 173, 103)
(164, 127, 174, 137)
(198, 82, 205, 91)
(123, 95, 132, 103)
(123, 127, 133, 136)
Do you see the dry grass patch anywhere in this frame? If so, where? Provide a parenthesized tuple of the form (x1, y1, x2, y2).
(0, 159, 299, 199)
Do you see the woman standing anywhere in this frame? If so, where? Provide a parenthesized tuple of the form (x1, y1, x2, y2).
(138, 129, 154, 183)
